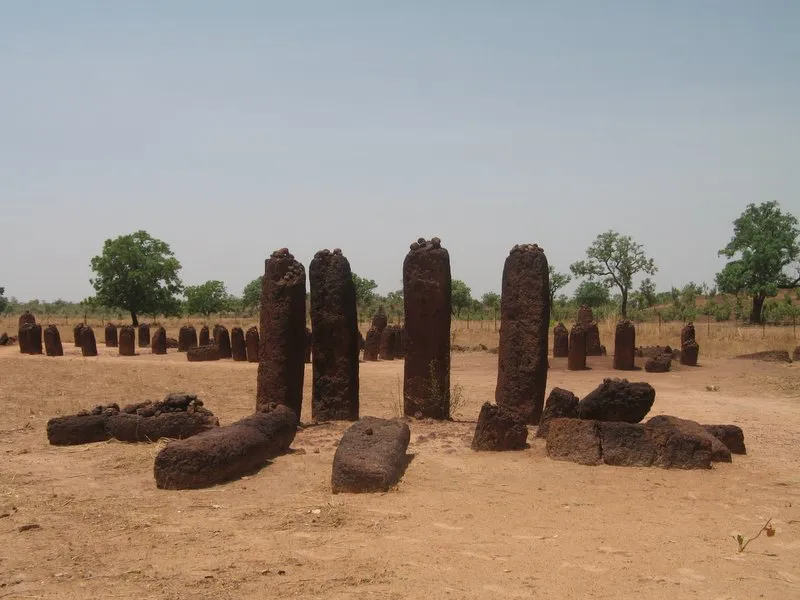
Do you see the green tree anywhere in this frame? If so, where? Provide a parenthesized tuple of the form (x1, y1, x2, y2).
(89, 231, 183, 325)
(241, 277, 262, 312)
(570, 230, 657, 318)
(637, 278, 657, 308)
(352, 273, 378, 307)
(482, 292, 500, 328)
(548, 266, 571, 309)
(0, 286, 7, 314)
(185, 280, 230, 317)
(716, 201, 800, 324)
(451, 279, 473, 318)
(573, 280, 610, 308)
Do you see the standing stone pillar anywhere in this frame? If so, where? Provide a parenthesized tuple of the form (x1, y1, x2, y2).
(151, 326, 167, 355)
(363, 328, 380, 361)
(18, 311, 36, 328)
(81, 327, 98, 357)
(403, 237, 451, 419)
(371, 306, 388, 334)
(105, 324, 118, 347)
(577, 305, 594, 325)
(586, 323, 603, 356)
(495, 244, 550, 424)
(138, 323, 151, 348)
(215, 325, 232, 359)
(245, 326, 260, 362)
(199, 325, 210, 346)
(73, 324, 84, 347)
(309, 248, 360, 421)
(44, 325, 63, 356)
(613, 320, 636, 370)
(178, 325, 198, 352)
(553, 323, 569, 357)
(680, 322, 699, 366)
(304, 327, 312, 363)
(231, 326, 247, 361)
(119, 326, 136, 356)
(379, 326, 397, 360)
(568, 324, 588, 370)
(256, 248, 307, 418)
(20, 323, 43, 355)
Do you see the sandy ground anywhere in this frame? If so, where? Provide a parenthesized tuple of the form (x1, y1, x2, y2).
(1, 343, 799, 599)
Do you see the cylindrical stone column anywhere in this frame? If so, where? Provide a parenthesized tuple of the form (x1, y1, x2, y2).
(81, 327, 98, 357)
(44, 325, 63, 356)
(567, 324, 587, 370)
(73, 324, 84, 347)
(577, 305, 594, 325)
(151, 326, 167, 355)
(231, 326, 247, 361)
(613, 320, 636, 370)
(371, 307, 388, 334)
(256, 248, 307, 418)
(586, 323, 603, 356)
(119, 326, 136, 356)
(403, 237, 451, 419)
(245, 326, 260, 362)
(379, 326, 396, 361)
(178, 325, 197, 352)
(104, 323, 118, 347)
(363, 328, 380, 361)
(138, 323, 150, 348)
(199, 325, 210, 346)
(215, 325, 232, 359)
(553, 322, 569, 358)
(495, 244, 550, 424)
(309, 248, 360, 421)
(20, 323, 43, 355)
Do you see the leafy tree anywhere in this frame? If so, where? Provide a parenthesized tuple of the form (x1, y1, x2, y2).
(0, 286, 7, 314)
(548, 266, 571, 309)
(570, 230, 657, 318)
(573, 280, 610, 308)
(451, 279, 473, 318)
(242, 277, 262, 312)
(716, 201, 800, 323)
(482, 292, 500, 327)
(637, 278, 657, 308)
(89, 231, 183, 325)
(185, 280, 230, 317)
(352, 273, 378, 308)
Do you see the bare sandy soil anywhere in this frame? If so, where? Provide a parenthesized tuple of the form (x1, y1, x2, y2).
(1, 344, 799, 599)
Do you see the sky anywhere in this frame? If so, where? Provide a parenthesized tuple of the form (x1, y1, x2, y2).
(1, 1, 799, 302)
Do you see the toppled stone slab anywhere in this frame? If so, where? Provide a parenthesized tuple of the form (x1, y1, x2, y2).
(187, 344, 220, 362)
(598, 421, 656, 467)
(702, 424, 746, 454)
(535, 387, 579, 439)
(577, 378, 655, 423)
(646, 415, 731, 463)
(636, 345, 677, 359)
(643, 416, 712, 469)
(154, 403, 298, 490)
(471, 402, 529, 451)
(735, 350, 792, 363)
(545, 418, 602, 466)
(331, 417, 411, 493)
(0, 333, 9, 346)
(645, 355, 672, 373)
(46, 394, 218, 445)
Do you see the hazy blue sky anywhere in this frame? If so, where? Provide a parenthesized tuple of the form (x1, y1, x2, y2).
(2, 1, 799, 302)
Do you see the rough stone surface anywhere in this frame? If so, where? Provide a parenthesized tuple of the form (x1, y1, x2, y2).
(471, 402, 529, 451)
(371, 307, 388, 334)
(403, 237, 452, 419)
(199, 325, 210, 346)
(613, 320, 636, 370)
(73, 324, 84, 347)
(680, 323, 699, 366)
(47, 413, 111, 445)
(309, 249, 360, 422)
(214, 325, 231, 359)
(154, 404, 298, 490)
(151, 327, 167, 355)
(567, 323, 588, 371)
(138, 323, 151, 348)
(166, 337, 179, 349)
(246, 326, 260, 362)
(363, 328, 380, 361)
(178, 325, 198, 352)
(393, 326, 405, 358)
(644, 416, 712, 469)
(645, 355, 672, 372)
(703, 424, 747, 454)
(0, 333, 8, 346)
(680, 322, 696, 346)
(119, 326, 136, 356)
(187, 344, 220, 362)
(19, 323, 43, 355)
(304, 327, 312, 363)
(81, 327, 98, 357)
(535, 387, 579, 438)
(735, 350, 792, 363)
(637, 345, 677, 359)
(495, 244, 550, 424)
(379, 326, 397, 360)
(553, 323, 569, 358)
(228, 327, 245, 361)
(331, 417, 411, 493)
(577, 378, 655, 423)
(545, 418, 602, 466)
(256, 248, 307, 418)
(646, 415, 731, 462)
(598, 421, 656, 467)
(577, 305, 593, 325)
(104, 323, 118, 347)
(18, 311, 36, 328)
(44, 325, 63, 356)
(586, 323, 603, 356)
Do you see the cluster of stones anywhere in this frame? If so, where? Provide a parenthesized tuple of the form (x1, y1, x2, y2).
(379, 325, 404, 360)
(46, 393, 218, 445)
(18, 312, 42, 355)
(680, 322, 700, 366)
(363, 307, 387, 362)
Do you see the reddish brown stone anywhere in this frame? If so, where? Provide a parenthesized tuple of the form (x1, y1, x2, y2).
(567, 323, 588, 371)
(305, 327, 312, 363)
(613, 320, 636, 370)
(214, 325, 231, 359)
(681, 340, 699, 366)
(379, 326, 397, 360)
(403, 237, 451, 419)
(735, 350, 792, 363)
(154, 403, 298, 490)
(44, 325, 63, 357)
(256, 248, 307, 418)
(178, 325, 198, 352)
(680, 322, 696, 346)
(19, 323, 43, 355)
(138, 323, 150, 348)
(371, 306, 388, 334)
(187, 344, 220, 362)
(245, 326, 259, 362)
(18, 311, 36, 328)
(495, 244, 550, 424)
(104, 323, 118, 347)
(646, 415, 731, 463)
(119, 326, 136, 356)
(644, 416, 712, 469)
(151, 326, 167, 355)
(577, 378, 655, 423)
(553, 322, 569, 358)
(363, 328, 380, 361)
(535, 387, 579, 438)
(199, 325, 210, 346)
(586, 322, 603, 356)
(645, 355, 672, 372)
(577, 305, 593, 325)
(80, 326, 98, 357)
(702, 424, 746, 454)
(309, 249, 360, 422)
(230, 327, 247, 361)
(471, 402, 529, 451)
(73, 323, 84, 347)
(393, 326, 405, 359)
(545, 418, 602, 466)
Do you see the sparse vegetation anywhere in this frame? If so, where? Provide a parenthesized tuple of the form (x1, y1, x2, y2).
(733, 518, 776, 553)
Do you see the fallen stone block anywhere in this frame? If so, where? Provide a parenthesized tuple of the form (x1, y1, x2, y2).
(644, 416, 712, 469)
(545, 418, 602, 466)
(735, 350, 791, 363)
(535, 387, 579, 438)
(598, 421, 655, 467)
(154, 404, 298, 490)
(331, 416, 411, 493)
(702, 424, 746, 455)
(471, 402, 528, 451)
(187, 344, 220, 362)
(577, 378, 655, 423)
(646, 415, 731, 463)
(645, 355, 672, 373)
(46, 413, 113, 446)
